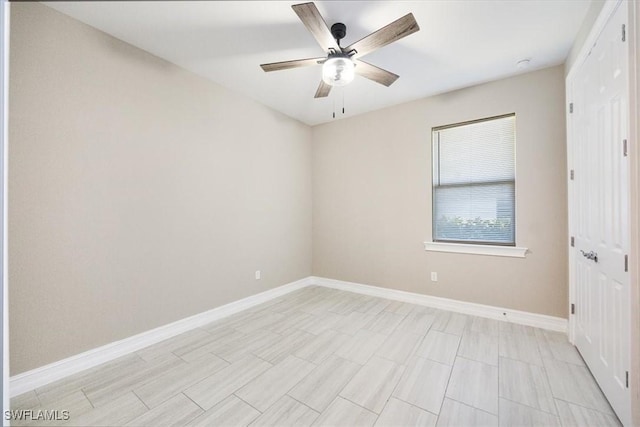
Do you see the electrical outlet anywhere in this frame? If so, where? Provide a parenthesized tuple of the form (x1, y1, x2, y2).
(255, 270, 261, 280)
(430, 272, 438, 282)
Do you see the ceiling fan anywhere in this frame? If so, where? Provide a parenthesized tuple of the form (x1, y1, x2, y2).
(260, 2, 420, 98)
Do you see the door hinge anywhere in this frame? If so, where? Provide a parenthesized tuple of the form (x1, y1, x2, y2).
(570, 170, 575, 180)
(623, 139, 628, 157)
(626, 371, 629, 388)
(569, 103, 574, 113)
(622, 24, 626, 42)
(571, 303, 575, 315)
(625, 254, 628, 272)
(570, 236, 575, 247)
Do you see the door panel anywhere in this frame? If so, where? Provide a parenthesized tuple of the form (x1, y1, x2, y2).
(570, 2, 630, 425)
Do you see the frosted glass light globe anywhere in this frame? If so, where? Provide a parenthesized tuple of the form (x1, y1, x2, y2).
(322, 57, 355, 87)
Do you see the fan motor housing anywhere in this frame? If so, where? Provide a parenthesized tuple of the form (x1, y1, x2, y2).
(331, 23, 347, 44)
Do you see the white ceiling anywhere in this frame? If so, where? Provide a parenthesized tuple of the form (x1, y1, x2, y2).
(43, 1, 590, 126)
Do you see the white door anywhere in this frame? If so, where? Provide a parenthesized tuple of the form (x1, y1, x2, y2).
(570, 2, 630, 425)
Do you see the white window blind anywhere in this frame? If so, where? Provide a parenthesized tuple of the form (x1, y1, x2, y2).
(432, 114, 515, 245)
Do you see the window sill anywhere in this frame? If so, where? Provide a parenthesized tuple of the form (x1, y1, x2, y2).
(424, 241, 528, 258)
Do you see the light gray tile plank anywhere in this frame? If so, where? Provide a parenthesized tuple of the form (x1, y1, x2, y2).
(248, 296, 289, 313)
(554, 399, 621, 427)
(18, 391, 94, 427)
(375, 332, 423, 364)
(289, 355, 361, 412)
(294, 330, 351, 365)
(543, 358, 615, 414)
(332, 312, 376, 336)
(217, 310, 271, 330)
(126, 393, 202, 427)
(255, 298, 299, 315)
(298, 295, 336, 315)
(204, 310, 256, 332)
(469, 317, 500, 336)
(252, 328, 314, 364)
(44, 392, 95, 426)
(187, 395, 260, 427)
(65, 392, 147, 427)
(234, 312, 287, 334)
(136, 329, 213, 362)
(458, 330, 499, 366)
(340, 356, 404, 414)
(415, 330, 460, 366)
(498, 398, 560, 427)
(396, 310, 435, 335)
(213, 329, 282, 363)
(410, 304, 437, 314)
(499, 357, 556, 414)
(171, 326, 236, 356)
(83, 353, 184, 407)
(436, 398, 498, 427)
(11, 391, 40, 411)
(311, 397, 377, 427)
(375, 397, 437, 427)
(296, 312, 344, 335)
(383, 301, 415, 315)
(184, 354, 272, 410)
(356, 298, 392, 315)
(393, 356, 451, 414)
(499, 322, 536, 336)
(334, 329, 387, 365)
(175, 327, 243, 362)
(250, 395, 319, 427)
(535, 329, 585, 366)
(446, 357, 498, 414)
(432, 311, 469, 336)
(236, 355, 316, 412)
(35, 354, 144, 406)
(363, 311, 405, 335)
(134, 352, 228, 408)
(327, 295, 363, 315)
(264, 311, 314, 334)
(499, 332, 543, 366)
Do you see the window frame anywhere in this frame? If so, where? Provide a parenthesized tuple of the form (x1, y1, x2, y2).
(428, 113, 527, 257)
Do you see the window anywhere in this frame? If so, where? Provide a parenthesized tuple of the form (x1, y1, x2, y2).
(432, 114, 516, 246)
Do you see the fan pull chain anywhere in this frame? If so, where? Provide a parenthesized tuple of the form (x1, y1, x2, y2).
(330, 89, 346, 119)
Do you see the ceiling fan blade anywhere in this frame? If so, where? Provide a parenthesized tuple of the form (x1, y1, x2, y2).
(345, 13, 419, 59)
(260, 57, 325, 72)
(354, 60, 399, 87)
(314, 80, 332, 98)
(292, 2, 340, 53)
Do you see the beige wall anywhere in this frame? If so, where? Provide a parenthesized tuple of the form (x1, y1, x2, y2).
(312, 66, 568, 318)
(9, 3, 312, 375)
(9, 2, 571, 377)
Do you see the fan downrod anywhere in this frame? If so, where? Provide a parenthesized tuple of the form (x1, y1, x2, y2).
(330, 23, 347, 46)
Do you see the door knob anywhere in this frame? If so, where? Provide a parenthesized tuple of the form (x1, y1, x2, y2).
(580, 250, 598, 263)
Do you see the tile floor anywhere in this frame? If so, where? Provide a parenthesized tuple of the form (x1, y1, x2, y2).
(10, 286, 621, 426)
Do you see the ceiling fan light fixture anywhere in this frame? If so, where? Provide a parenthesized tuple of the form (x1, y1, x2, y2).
(322, 56, 355, 87)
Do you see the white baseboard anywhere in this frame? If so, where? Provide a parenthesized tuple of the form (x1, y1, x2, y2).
(9, 277, 312, 397)
(310, 276, 568, 333)
(11, 274, 566, 398)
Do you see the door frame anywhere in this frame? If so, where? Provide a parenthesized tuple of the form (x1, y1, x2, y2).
(1, 0, 8, 423)
(566, 0, 639, 424)
(628, 1, 639, 424)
